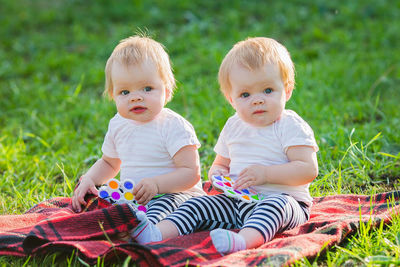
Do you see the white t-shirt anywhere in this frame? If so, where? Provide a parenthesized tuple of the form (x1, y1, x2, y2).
(102, 108, 204, 196)
(214, 109, 318, 204)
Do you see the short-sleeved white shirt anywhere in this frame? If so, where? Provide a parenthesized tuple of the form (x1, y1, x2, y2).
(102, 108, 204, 196)
(214, 109, 318, 204)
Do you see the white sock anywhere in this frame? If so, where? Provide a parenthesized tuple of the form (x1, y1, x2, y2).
(210, 229, 246, 254)
(131, 211, 162, 244)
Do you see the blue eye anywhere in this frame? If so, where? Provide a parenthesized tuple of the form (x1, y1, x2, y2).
(240, 92, 250, 98)
(121, 90, 129, 95)
(264, 88, 272, 94)
(144, 86, 152, 92)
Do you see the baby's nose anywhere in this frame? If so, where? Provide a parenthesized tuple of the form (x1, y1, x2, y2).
(252, 98, 264, 105)
(130, 93, 143, 101)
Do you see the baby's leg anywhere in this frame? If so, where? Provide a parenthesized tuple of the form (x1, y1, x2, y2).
(132, 194, 239, 244)
(166, 194, 238, 235)
(146, 193, 193, 224)
(209, 200, 255, 254)
(132, 212, 180, 244)
(130, 193, 191, 244)
(158, 219, 179, 239)
(211, 194, 309, 254)
(241, 194, 308, 249)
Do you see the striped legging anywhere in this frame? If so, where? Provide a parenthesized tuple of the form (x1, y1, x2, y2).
(165, 193, 310, 242)
(139, 193, 195, 225)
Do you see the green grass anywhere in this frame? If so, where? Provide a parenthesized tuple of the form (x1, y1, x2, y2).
(1, 0, 399, 265)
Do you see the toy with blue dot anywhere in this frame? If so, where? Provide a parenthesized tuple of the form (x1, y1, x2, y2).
(212, 175, 265, 203)
(98, 178, 148, 212)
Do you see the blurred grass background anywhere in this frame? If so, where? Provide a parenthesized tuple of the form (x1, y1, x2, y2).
(0, 0, 399, 265)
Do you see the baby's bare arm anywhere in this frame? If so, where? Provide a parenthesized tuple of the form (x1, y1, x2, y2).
(208, 154, 231, 179)
(72, 155, 121, 212)
(83, 155, 121, 185)
(234, 146, 318, 190)
(133, 145, 201, 204)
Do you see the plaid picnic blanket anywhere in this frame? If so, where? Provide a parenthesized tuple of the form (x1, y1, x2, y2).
(1, 182, 399, 266)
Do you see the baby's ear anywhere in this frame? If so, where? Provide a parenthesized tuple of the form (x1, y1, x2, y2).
(165, 89, 171, 102)
(225, 93, 233, 104)
(285, 90, 292, 101)
(228, 96, 236, 108)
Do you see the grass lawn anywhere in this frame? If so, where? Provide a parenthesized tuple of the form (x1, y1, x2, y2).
(1, 0, 399, 265)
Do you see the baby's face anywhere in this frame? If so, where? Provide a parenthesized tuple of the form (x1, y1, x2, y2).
(111, 59, 168, 123)
(228, 62, 290, 127)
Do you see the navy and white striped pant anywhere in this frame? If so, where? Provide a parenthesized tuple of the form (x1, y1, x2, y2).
(143, 192, 195, 225)
(165, 193, 310, 242)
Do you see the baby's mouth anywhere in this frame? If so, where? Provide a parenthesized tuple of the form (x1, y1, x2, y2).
(130, 106, 147, 113)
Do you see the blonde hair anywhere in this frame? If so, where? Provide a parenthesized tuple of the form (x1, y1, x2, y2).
(104, 35, 176, 102)
(218, 37, 295, 100)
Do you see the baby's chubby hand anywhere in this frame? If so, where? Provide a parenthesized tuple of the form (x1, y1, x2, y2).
(132, 178, 158, 205)
(209, 168, 229, 180)
(209, 169, 229, 193)
(72, 177, 98, 213)
(234, 165, 266, 190)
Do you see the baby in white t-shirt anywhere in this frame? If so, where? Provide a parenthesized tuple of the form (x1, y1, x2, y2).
(72, 35, 204, 227)
(131, 37, 319, 254)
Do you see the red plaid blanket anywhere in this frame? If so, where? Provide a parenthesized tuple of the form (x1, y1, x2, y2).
(1, 182, 399, 266)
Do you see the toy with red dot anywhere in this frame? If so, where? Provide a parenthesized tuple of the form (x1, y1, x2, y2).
(212, 175, 265, 203)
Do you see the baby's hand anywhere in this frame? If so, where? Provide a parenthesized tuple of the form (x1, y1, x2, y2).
(72, 177, 98, 213)
(234, 165, 266, 190)
(209, 169, 229, 180)
(209, 170, 229, 193)
(132, 178, 158, 205)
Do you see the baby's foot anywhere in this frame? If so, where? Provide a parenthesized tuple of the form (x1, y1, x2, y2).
(131, 211, 162, 244)
(210, 229, 246, 254)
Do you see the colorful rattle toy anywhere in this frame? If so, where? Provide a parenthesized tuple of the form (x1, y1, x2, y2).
(212, 175, 264, 203)
(98, 178, 148, 212)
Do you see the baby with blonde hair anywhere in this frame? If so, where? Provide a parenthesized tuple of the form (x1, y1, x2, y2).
(131, 37, 318, 254)
(104, 35, 176, 101)
(218, 37, 295, 100)
(72, 35, 205, 233)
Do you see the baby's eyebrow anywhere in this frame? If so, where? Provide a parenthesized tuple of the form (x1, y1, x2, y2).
(138, 80, 157, 87)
